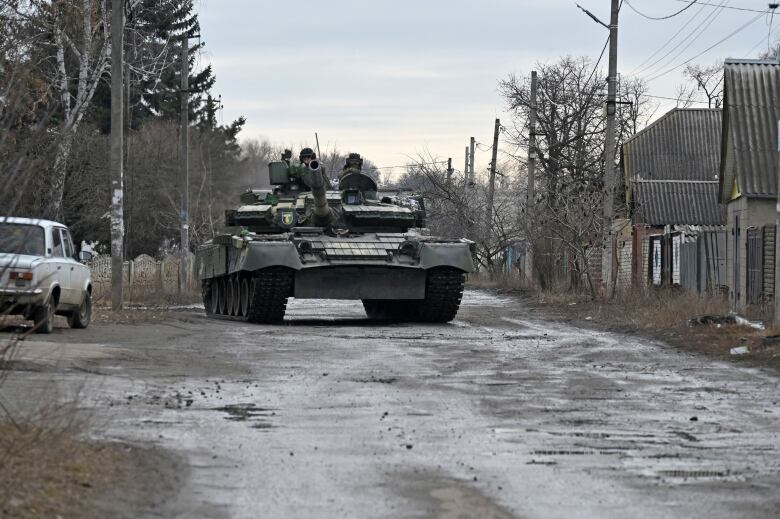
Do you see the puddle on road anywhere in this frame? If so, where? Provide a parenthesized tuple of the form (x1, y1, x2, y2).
(658, 469, 730, 479)
(214, 403, 277, 431)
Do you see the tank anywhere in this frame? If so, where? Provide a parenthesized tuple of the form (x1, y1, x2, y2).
(196, 151, 474, 323)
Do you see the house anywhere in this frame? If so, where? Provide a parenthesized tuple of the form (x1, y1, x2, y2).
(719, 59, 780, 312)
(621, 107, 726, 292)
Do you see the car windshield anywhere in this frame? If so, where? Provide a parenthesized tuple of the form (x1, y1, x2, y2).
(0, 223, 45, 256)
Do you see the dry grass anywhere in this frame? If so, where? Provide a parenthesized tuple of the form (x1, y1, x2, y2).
(91, 308, 174, 325)
(538, 287, 730, 330)
(0, 406, 130, 518)
(92, 282, 201, 308)
(467, 271, 527, 292)
(530, 287, 780, 368)
(91, 283, 201, 324)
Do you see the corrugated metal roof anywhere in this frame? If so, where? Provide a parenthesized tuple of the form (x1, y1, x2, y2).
(719, 59, 780, 201)
(623, 108, 721, 182)
(633, 180, 725, 226)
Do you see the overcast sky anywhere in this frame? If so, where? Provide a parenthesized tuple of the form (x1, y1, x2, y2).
(198, 0, 774, 178)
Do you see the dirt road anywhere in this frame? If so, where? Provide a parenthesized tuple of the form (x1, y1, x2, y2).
(3, 290, 780, 518)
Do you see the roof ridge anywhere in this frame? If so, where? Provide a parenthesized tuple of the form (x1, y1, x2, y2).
(633, 179, 719, 184)
(724, 58, 780, 66)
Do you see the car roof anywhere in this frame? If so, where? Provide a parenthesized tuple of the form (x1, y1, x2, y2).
(0, 216, 65, 228)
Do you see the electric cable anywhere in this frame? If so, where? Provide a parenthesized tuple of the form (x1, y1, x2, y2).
(645, 11, 765, 82)
(668, 0, 774, 14)
(624, 0, 698, 20)
(634, 0, 729, 77)
(630, 2, 707, 73)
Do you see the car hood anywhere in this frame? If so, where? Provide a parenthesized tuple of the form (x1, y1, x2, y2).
(0, 253, 45, 270)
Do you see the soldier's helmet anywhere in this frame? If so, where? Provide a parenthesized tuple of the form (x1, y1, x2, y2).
(345, 152, 363, 170)
(299, 147, 316, 162)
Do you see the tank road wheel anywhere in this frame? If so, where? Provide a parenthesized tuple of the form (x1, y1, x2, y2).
(246, 267, 293, 324)
(239, 276, 250, 319)
(209, 279, 221, 315)
(415, 267, 466, 323)
(230, 276, 241, 317)
(217, 277, 228, 315)
(226, 276, 236, 316)
(203, 280, 214, 316)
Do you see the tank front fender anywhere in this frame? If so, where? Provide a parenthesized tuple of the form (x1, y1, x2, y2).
(418, 243, 474, 272)
(239, 241, 303, 272)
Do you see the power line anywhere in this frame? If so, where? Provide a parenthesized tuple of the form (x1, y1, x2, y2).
(585, 36, 611, 87)
(668, 0, 775, 14)
(367, 161, 448, 171)
(624, 0, 698, 20)
(631, 2, 708, 73)
(634, 0, 729, 77)
(645, 11, 765, 82)
(644, 93, 711, 103)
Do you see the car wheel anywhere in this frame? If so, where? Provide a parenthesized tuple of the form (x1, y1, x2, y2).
(67, 292, 92, 329)
(33, 301, 54, 334)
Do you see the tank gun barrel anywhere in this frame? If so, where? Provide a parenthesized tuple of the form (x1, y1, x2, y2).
(303, 161, 338, 226)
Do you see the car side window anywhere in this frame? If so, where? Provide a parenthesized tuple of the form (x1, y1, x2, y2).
(61, 229, 73, 258)
(52, 228, 64, 257)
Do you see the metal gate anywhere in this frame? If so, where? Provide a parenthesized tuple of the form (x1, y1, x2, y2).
(747, 228, 762, 304)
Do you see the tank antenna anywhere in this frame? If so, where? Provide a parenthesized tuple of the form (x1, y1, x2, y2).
(314, 132, 322, 160)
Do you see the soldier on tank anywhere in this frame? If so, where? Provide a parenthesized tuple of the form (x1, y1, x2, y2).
(299, 147, 334, 187)
(339, 152, 363, 179)
(299, 147, 316, 166)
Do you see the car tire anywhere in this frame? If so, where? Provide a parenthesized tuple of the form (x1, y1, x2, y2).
(33, 301, 54, 334)
(67, 292, 92, 329)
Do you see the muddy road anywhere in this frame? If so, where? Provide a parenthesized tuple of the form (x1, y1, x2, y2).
(3, 290, 780, 518)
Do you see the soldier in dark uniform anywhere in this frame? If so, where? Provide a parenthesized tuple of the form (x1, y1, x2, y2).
(339, 152, 363, 179)
(299, 147, 316, 166)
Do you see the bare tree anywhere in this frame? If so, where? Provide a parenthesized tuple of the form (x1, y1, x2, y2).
(499, 56, 652, 295)
(683, 62, 724, 108)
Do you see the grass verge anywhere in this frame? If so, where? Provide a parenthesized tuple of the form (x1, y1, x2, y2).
(0, 411, 129, 518)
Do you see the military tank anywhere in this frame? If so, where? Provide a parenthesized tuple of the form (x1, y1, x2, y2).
(196, 150, 474, 323)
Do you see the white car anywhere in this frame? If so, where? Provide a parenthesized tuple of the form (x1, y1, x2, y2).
(0, 217, 93, 333)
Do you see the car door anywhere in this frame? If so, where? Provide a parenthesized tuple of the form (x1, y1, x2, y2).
(50, 227, 73, 305)
(61, 228, 88, 304)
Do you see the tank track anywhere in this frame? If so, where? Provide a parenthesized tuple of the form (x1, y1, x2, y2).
(201, 267, 293, 324)
(362, 267, 465, 323)
(245, 267, 293, 324)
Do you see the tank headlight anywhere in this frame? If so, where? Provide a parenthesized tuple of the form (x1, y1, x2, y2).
(398, 241, 418, 257)
(297, 240, 313, 253)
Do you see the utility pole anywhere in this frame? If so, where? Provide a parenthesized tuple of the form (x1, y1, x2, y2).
(179, 38, 189, 294)
(464, 146, 470, 189)
(485, 119, 500, 247)
(775, 118, 780, 322)
(601, 0, 620, 295)
(110, 0, 124, 311)
(527, 71, 538, 209)
(446, 157, 453, 182)
(469, 137, 476, 186)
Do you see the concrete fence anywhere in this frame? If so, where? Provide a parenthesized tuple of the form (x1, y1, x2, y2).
(89, 251, 197, 301)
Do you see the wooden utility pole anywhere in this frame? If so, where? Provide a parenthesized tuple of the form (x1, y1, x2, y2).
(110, 0, 124, 311)
(179, 38, 189, 294)
(601, 0, 620, 294)
(775, 119, 780, 322)
(485, 119, 500, 245)
(464, 146, 470, 189)
(527, 71, 538, 208)
(469, 137, 476, 186)
(446, 157, 453, 182)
